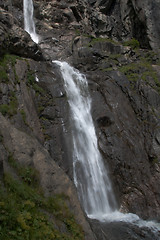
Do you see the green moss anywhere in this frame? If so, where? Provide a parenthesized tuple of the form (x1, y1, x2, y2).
(0, 104, 10, 116)
(0, 54, 20, 83)
(8, 93, 18, 116)
(27, 71, 44, 95)
(0, 69, 8, 83)
(0, 91, 18, 117)
(20, 109, 27, 125)
(2, 54, 19, 66)
(33, 83, 44, 95)
(123, 38, 140, 49)
(27, 71, 35, 85)
(89, 37, 119, 47)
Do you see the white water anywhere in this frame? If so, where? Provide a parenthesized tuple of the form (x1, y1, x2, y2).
(53, 61, 117, 217)
(23, 0, 39, 43)
(53, 61, 160, 234)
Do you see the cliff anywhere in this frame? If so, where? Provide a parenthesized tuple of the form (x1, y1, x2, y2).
(0, 0, 160, 239)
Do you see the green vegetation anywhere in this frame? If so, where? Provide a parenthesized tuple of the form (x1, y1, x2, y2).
(0, 104, 10, 116)
(0, 156, 84, 240)
(88, 37, 119, 47)
(119, 63, 140, 81)
(38, 106, 45, 114)
(0, 54, 19, 83)
(0, 91, 18, 117)
(8, 154, 38, 187)
(27, 71, 44, 95)
(20, 109, 27, 125)
(123, 38, 140, 49)
(119, 57, 160, 93)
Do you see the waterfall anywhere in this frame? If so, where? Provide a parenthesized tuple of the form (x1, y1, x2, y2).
(23, 1, 160, 234)
(53, 61, 160, 233)
(53, 61, 117, 219)
(23, 0, 39, 43)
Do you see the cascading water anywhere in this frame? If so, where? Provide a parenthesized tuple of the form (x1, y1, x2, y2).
(53, 61, 117, 219)
(23, 0, 39, 43)
(54, 61, 160, 234)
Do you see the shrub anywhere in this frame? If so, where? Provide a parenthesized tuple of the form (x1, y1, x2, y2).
(0, 173, 84, 240)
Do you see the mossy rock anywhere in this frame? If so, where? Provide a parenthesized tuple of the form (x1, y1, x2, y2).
(0, 155, 84, 240)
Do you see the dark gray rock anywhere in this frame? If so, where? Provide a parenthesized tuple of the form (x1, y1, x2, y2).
(90, 219, 160, 240)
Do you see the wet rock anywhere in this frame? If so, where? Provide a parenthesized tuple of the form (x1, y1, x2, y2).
(0, 7, 43, 60)
(90, 219, 160, 240)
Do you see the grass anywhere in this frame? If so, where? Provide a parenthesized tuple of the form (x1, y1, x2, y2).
(123, 38, 140, 49)
(0, 156, 84, 240)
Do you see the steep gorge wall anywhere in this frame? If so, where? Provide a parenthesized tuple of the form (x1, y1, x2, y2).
(0, 0, 160, 239)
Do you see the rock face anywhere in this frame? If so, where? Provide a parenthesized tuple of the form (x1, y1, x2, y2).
(0, 56, 95, 239)
(0, 0, 160, 239)
(87, 0, 160, 49)
(71, 36, 160, 220)
(0, 6, 43, 60)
